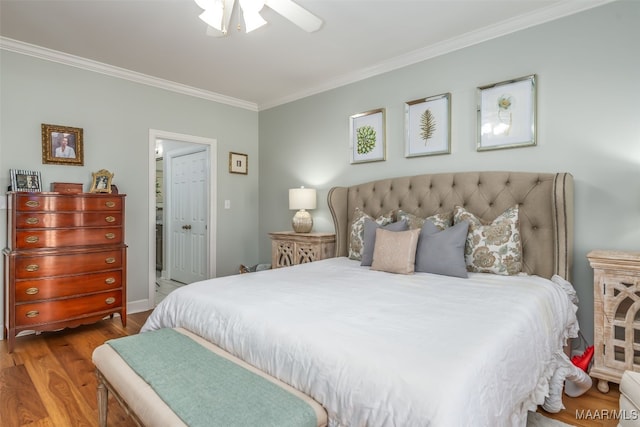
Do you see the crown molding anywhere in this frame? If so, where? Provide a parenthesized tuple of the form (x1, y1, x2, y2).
(0, 37, 259, 112)
(259, 0, 618, 110)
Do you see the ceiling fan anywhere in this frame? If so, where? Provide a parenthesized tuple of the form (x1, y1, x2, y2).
(194, 0, 323, 36)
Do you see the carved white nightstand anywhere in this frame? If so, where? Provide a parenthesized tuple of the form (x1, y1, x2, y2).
(588, 250, 640, 393)
(269, 231, 336, 269)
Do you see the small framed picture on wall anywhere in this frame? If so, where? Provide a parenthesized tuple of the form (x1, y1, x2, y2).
(349, 108, 386, 164)
(229, 152, 248, 175)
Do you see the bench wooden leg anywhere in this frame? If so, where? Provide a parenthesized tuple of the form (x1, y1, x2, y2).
(97, 370, 108, 427)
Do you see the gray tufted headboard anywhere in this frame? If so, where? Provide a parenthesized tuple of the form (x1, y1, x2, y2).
(327, 171, 574, 280)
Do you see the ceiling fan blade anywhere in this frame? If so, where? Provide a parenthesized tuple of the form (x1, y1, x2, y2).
(221, 0, 235, 34)
(264, 0, 323, 32)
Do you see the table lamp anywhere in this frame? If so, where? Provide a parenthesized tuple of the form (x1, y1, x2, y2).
(289, 186, 316, 233)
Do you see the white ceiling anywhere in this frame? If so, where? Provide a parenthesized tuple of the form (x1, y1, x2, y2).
(0, 0, 613, 110)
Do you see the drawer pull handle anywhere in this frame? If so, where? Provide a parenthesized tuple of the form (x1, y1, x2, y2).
(105, 201, 116, 208)
(25, 217, 39, 225)
(26, 310, 39, 318)
(105, 297, 116, 305)
(105, 233, 116, 240)
(105, 277, 116, 285)
(25, 264, 39, 272)
(25, 287, 39, 295)
(25, 200, 40, 208)
(105, 257, 116, 264)
(25, 236, 39, 244)
(105, 216, 116, 223)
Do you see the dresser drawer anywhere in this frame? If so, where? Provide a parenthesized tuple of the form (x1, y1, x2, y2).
(15, 228, 123, 249)
(14, 250, 123, 279)
(15, 212, 122, 228)
(15, 270, 123, 302)
(15, 290, 122, 327)
(14, 194, 123, 212)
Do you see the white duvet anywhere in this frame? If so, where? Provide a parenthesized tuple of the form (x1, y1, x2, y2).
(142, 257, 577, 427)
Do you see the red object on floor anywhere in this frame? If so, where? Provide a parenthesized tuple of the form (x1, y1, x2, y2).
(571, 345, 594, 372)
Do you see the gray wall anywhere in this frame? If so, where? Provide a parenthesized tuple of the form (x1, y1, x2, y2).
(258, 1, 640, 345)
(0, 51, 260, 329)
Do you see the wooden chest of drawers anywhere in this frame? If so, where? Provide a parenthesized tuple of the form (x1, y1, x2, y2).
(3, 192, 127, 352)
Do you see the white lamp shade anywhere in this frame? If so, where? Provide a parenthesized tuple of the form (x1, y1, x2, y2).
(289, 187, 316, 210)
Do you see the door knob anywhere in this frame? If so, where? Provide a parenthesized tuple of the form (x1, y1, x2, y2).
(182, 224, 192, 230)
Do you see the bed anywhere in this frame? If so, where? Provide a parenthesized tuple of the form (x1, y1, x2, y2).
(142, 171, 579, 427)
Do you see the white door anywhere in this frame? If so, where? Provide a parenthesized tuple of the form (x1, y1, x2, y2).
(169, 148, 208, 284)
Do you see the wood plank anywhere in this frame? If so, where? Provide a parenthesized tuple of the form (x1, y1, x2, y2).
(0, 364, 49, 426)
(21, 338, 96, 427)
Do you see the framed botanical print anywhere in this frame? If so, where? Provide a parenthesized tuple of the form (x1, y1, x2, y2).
(349, 108, 386, 164)
(477, 74, 537, 151)
(405, 93, 451, 157)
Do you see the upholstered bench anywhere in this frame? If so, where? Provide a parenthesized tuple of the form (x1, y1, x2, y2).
(92, 328, 327, 427)
(619, 370, 640, 427)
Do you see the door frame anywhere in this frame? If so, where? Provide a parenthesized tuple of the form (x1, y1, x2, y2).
(148, 129, 217, 309)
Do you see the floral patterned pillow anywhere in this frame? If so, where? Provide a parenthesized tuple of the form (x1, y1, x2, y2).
(396, 210, 452, 230)
(348, 207, 394, 260)
(453, 205, 522, 275)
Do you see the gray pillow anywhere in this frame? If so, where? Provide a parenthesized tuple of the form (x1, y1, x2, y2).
(415, 220, 469, 278)
(361, 218, 408, 266)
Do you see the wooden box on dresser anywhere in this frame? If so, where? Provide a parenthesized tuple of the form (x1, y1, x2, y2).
(269, 231, 335, 269)
(587, 249, 640, 393)
(3, 192, 127, 352)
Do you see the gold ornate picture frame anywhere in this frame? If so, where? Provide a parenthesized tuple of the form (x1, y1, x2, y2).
(41, 123, 84, 166)
(90, 169, 114, 193)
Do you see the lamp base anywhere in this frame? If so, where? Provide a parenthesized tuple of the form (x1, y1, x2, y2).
(292, 209, 313, 233)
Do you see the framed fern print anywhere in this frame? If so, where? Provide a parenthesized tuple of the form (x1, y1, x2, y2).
(404, 93, 451, 157)
(477, 74, 536, 151)
(349, 108, 386, 164)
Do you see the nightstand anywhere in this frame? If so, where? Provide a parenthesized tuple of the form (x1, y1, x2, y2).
(587, 250, 640, 393)
(269, 231, 336, 269)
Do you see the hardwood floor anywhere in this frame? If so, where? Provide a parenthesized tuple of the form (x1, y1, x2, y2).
(0, 310, 623, 427)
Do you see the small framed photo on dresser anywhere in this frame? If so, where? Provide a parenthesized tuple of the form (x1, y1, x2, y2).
(90, 169, 114, 193)
(10, 169, 42, 192)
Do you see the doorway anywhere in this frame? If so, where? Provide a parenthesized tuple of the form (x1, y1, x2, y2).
(148, 129, 217, 308)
